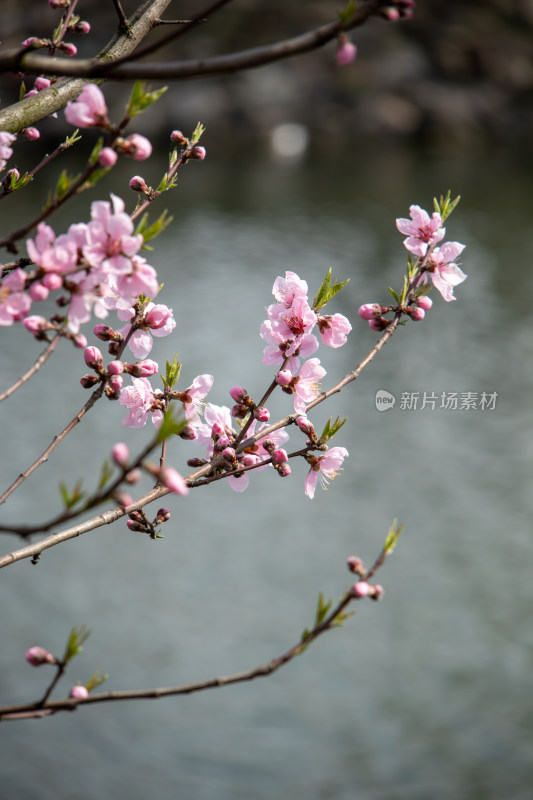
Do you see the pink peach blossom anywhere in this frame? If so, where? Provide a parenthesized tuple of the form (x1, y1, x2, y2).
(65, 84, 109, 128)
(304, 446, 349, 499)
(396, 205, 445, 256)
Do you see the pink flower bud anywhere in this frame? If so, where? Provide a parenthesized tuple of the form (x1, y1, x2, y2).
(346, 556, 365, 574)
(21, 37, 48, 48)
(211, 422, 224, 437)
(93, 324, 116, 341)
(190, 146, 206, 160)
(369, 318, 390, 331)
(98, 147, 118, 167)
(272, 448, 288, 464)
(114, 491, 133, 508)
(127, 519, 146, 532)
(229, 386, 247, 403)
(111, 442, 129, 467)
(145, 304, 171, 330)
(42, 272, 63, 290)
(29, 281, 49, 302)
(108, 360, 124, 375)
(35, 77, 51, 91)
(254, 406, 270, 422)
(358, 303, 382, 320)
(119, 133, 152, 161)
(22, 127, 40, 140)
(57, 42, 77, 57)
(170, 130, 187, 145)
(26, 646, 56, 666)
(178, 424, 197, 441)
(70, 20, 91, 34)
(242, 453, 261, 467)
(23, 315, 48, 335)
(158, 466, 189, 496)
(335, 36, 357, 67)
(49, 0, 69, 7)
(127, 359, 159, 377)
(73, 333, 87, 349)
(277, 463, 291, 477)
(187, 457, 207, 468)
(222, 447, 236, 462)
(409, 307, 425, 321)
(155, 507, 171, 523)
(129, 175, 150, 193)
(296, 415, 315, 437)
(107, 374, 123, 392)
(69, 685, 89, 699)
(231, 403, 248, 419)
(276, 370, 292, 387)
(125, 469, 141, 484)
(80, 373, 100, 388)
(369, 584, 385, 601)
(84, 346, 103, 369)
(353, 581, 370, 598)
(416, 295, 433, 311)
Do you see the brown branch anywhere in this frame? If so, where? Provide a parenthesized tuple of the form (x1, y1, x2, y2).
(0, 334, 60, 404)
(0, 587, 355, 720)
(0, 0, 174, 133)
(0, 1, 385, 93)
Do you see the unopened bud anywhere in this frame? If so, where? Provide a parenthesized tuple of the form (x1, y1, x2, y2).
(416, 295, 433, 311)
(178, 424, 197, 441)
(84, 345, 103, 369)
(272, 448, 288, 465)
(229, 386, 248, 403)
(129, 175, 150, 194)
(111, 442, 129, 467)
(69, 685, 89, 700)
(190, 146, 206, 160)
(26, 646, 56, 666)
(22, 127, 40, 140)
(369, 584, 385, 601)
(155, 507, 171, 523)
(99, 147, 118, 167)
(170, 130, 187, 145)
(346, 555, 365, 575)
(408, 306, 425, 321)
(254, 406, 270, 422)
(57, 42, 77, 57)
(277, 462, 291, 477)
(352, 581, 370, 598)
(80, 373, 100, 389)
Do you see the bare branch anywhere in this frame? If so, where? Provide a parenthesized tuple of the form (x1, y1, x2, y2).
(0, 334, 61, 403)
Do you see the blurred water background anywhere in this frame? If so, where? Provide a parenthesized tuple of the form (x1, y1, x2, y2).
(1, 2, 533, 798)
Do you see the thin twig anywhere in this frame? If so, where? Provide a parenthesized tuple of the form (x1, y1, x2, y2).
(0, 334, 60, 404)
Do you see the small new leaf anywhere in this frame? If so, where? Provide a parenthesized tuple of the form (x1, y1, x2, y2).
(162, 353, 181, 389)
(338, 0, 357, 25)
(434, 191, 461, 223)
(85, 671, 108, 692)
(59, 478, 86, 510)
(388, 287, 400, 304)
(64, 625, 91, 663)
(313, 268, 350, 312)
(384, 519, 403, 555)
(138, 209, 173, 245)
(314, 591, 333, 628)
(97, 459, 113, 492)
(156, 407, 186, 443)
(331, 608, 355, 628)
(190, 122, 206, 144)
(319, 415, 347, 443)
(88, 137, 104, 166)
(127, 81, 168, 119)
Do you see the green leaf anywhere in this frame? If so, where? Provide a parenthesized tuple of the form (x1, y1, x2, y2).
(64, 625, 91, 663)
(384, 519, 403, 555)
(138, 209, 173, 245)
(88, 137, 104, 166)
(338, 0, 357, 25)
(156, 407, 187, 443)
(59, 478, 86, 510)
(434, 191, 461, 222)
(314, 591, 333, 627)
(127, 81, 168, 118)
(163, 353, 182, 389)
(97, 459, 113, 492)
(85, 671, 108, 692)
(331, 608, 355, 628)
(388, 287, 400, 304)
(11, 171, 32, 191)
(319, 415, 347, 443)
(312, 268, 350, 312)
(190, 122, 206, 144)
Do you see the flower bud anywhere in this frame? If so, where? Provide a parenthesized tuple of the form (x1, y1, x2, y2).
(57, 42, 77, 57)
(26, 646, 56, 666)
(158, 466, 189, 496)
(21, 37, 49, 48)
(98, 147, 118, 167)
(118, 134, 152, 161)
(22, 127, 40, 140)
(416, 295, 433, 311)
(369, 584, 385, 601)
(107, 373, 124, 391)
(93, 324, 117, 341)
(346, 556, 365, 575)
(368, 318, 390, 331)
(296, 415, 315, 437)
(125, 469, 141, 484)
(408, 306, 425, 321)
(190, 146, 206, 160)
(155, 507, 171, 524)
(35, 76, 51, 91)
(129, 175, 150, 194)
(272, 448, 288, 465)
(231, 403, 248, 419)
(186, 457, 207, 467)
(335, 35, 357, 66)
(254, 406, 270, 422)
(126, 359, 159, 377)
(113, 491, 133, 508)
(29, 281, 49, 302)
(145, 305, 172, 330)
(72, 333, 88, 349)
(277, 463, 291, 477)
(111, 442, 129, 467)
(276, 370, 292, 387)
(178, 424, 197, 440)
(80, 373, 100, 389)
(127, 519, 146, 532)
(108, 360, 124, 375)
(23, 315, 48, 335)
(84, 345, 103, 369)
(70, 20, 91, 34)
(229, 386, 247, 403)
(42, 272, 63, 290)
(170, 130, 187, 145)
(352, 581, 370, 598)
(69, 685, 89, 699)
(358, 303, 382, 321)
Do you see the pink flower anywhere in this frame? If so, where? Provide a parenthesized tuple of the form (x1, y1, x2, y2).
(119, 303, 176, 359)
(115, 255, 159, 306)
(119, 134, 152, 161)
(424, 242, 467, 302)
(272, 271, 309, 307)
(180, 374, 214, 423)
(396, 205, 445, 256)
(304, 446, 349, 499)
(0, 131, 16, 171)
(317, 313, 352, 347)
(0, 268, 32, 325)
(119, 377, 163, 428)
(293, 358, 326, 414)
(26, 221, 81, 274)
(83, 194, 143, 275)
(65, 84, 109, 128)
